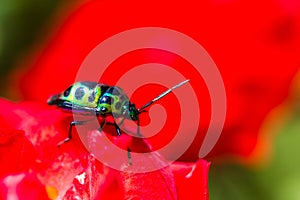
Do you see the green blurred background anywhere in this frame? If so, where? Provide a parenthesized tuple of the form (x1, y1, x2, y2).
(210, 110, 300, 200)
(0, 0, 63, 96)
(0, 1, 300, 199)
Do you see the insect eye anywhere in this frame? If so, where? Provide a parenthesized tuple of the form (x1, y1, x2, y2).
(100, 107, 108, 113)
(63, 86, 72, 97)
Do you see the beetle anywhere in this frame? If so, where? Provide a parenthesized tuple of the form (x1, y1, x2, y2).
(47, 80, 189, 147)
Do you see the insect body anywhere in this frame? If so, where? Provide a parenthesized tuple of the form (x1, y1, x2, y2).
(47, 80, 189, 147)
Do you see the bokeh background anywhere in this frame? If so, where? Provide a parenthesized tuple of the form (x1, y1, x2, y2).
(0, 0, 300, 199)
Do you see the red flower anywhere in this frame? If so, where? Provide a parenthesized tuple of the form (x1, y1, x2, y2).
(0, 98, 210, 199)
(10, 0, 300, 163)
(0, 115, 36, 178)
(0, 173, 50, 200)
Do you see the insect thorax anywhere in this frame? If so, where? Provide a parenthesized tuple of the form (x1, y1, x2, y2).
(97, 86, 130, 117)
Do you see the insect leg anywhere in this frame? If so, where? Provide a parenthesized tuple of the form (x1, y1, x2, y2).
(114, 122, 121, 136)
(98, 118, 106, 131)
(57, 121, 88, 147)
(137, 117, 142, 137)
(127, 147, 132, 165)
(100, 120, 121, 136)
(118, 118, 125, 126)
(117, 118, 142, 137)
(103, 120, 132, 164)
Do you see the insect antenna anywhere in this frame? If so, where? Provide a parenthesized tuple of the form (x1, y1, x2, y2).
(138, 79, 190, 113)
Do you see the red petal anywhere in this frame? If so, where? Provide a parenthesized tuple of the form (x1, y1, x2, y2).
(86, 131, 178, 199)
(0, 98, 210, 199)
(0, 173, 49, 200)
(64, 155, 125, 200)
(171, 160, 210, 200)
(0, 115, 36, 178)
(120, 166, 177, 200)
(0, 99, 90, 197)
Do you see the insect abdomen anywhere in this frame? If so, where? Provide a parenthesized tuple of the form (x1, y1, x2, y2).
(64, 82, 109, 108)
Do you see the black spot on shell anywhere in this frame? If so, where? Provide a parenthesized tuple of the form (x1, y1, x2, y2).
(112, 87, 121, 95)
(105, 87, 113, 95)
(100, 96, 111, 104)
(88, 92, 95, 103)
(99, 97, 105, 103)
(119, 95, 127, 102)
(100, 85, 110, 95)
(63, 86, 72, 97)
(75, 87, 85, 100)
(115, 102, 121, 110)
(106, 87, 121, 96)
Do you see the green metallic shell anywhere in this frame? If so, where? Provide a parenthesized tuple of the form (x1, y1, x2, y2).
(50, 82, 132, 117)
(58, 82, 108, 108)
